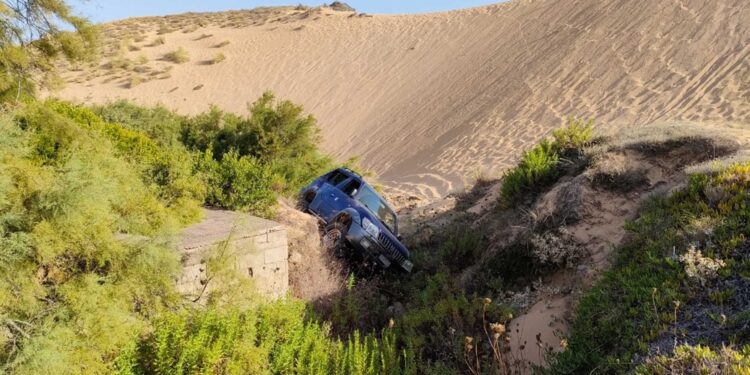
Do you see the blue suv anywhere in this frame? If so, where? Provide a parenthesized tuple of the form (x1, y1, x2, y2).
(299, 168, 413, 273)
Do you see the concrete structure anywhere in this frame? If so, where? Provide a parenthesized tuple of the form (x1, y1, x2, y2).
(176, 209, 288, 300)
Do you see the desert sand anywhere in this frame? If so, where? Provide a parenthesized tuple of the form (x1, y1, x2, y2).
(53, 0, 750, 200)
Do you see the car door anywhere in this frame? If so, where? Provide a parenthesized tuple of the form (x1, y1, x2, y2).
(309, 171, 349, 218)
(317, 177, 360, 222)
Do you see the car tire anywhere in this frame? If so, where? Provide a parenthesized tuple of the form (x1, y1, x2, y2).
(323, 220, 349, 257)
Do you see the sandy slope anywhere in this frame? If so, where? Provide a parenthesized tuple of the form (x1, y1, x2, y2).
(53, 0, 750, 199)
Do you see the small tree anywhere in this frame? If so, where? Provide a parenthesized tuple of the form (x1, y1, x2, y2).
(0, 0, 97, 102)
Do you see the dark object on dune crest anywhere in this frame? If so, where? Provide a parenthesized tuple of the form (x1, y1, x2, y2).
(328, 2, 355, 12)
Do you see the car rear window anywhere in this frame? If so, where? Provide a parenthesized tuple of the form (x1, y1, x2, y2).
(327, 171, 348, 186)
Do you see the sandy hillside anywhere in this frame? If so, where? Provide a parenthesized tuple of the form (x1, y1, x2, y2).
(53, 1, 750, 200)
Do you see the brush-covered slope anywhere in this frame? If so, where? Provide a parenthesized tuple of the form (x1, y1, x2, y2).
(54, 0, 750, 199)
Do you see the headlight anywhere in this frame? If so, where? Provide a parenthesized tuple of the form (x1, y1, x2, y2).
(362, 218, 380, 238)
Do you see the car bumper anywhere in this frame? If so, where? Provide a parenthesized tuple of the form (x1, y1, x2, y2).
(346, 225, 413, 272)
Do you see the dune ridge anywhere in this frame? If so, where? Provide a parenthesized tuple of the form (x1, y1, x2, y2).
(54, 0, 750, 199)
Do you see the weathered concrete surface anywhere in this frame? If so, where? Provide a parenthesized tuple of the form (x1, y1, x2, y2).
(176, 209, 288, 300)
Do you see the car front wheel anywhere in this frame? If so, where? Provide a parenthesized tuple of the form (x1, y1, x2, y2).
(323, 221, 349, 257)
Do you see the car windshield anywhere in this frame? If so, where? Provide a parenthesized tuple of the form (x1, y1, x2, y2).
(355, 185, 398, 234)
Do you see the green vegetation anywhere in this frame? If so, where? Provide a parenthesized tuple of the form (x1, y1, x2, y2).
(0, 97, 402, 373)
(0, 0, 97, 101)
(89, 92, 334, 216)
(2, 3, 408, 373)
(0, 103, 187, 373)
(547, 162, 750, 373)
(179, 92, 334, 196)
(635, 345, 750, 374)
(119, 302, 414, 375)
(499, 117, 593, 206)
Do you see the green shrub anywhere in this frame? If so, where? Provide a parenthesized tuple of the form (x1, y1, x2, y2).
(120, 301, 414, 375)
(552, 116, 593, 152)
(45, 100, 204, 224)
(92, 100, 184, 147)
(181, 92, 334, 195)
(547, 162, 750, 373)
(439, 230, 482, 271)
(197, 149, 277, 218)
(635, 345, 750, 374)
(0, 106, 182, 373)
(499, 118, 593, 207)
(499, 139, 559, 205)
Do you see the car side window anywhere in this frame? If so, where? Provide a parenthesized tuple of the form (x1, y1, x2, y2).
(327, 171, 348, 186)
(341, 179, 361, 196)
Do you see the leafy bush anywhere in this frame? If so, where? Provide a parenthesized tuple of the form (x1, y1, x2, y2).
(0, 89, 377, 372)
(197, 149, 277, 218)
(0, 106, 183, 373)
(89, 93, 334, 215)
(439, 230, 482, 271)
(181, 92, 334, 195)
(92, 100, 183, 147)
(45, 100, 205, 224)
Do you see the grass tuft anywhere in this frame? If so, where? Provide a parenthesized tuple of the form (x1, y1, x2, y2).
(163, 47, 190, 64)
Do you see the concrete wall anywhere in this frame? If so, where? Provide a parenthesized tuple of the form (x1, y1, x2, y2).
(176, 209, 288, 300)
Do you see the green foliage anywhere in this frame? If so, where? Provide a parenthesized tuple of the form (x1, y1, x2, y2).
(0, 95, 382, 373)
(92, 100, 183, 147)
(119, 301, 414, 375)
(499, 117, 593, 206)
(635, 345, 750, 374)
(0, 105, 182, 373)
(44, 100, 205, 224)
(81, 92, 335, 217)
(547, 163, 750, 373)
(552, 117, 593, 153)
(180, 91, 334, 196)
(0, 0, 98, 101)
(499, 140, 559, 205)
(197, 149, 277, 218)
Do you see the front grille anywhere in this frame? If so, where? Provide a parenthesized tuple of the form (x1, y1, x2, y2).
(378, 232, 406, 264)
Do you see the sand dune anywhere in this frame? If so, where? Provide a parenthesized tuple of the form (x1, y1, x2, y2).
(54, 0, 750, 199)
